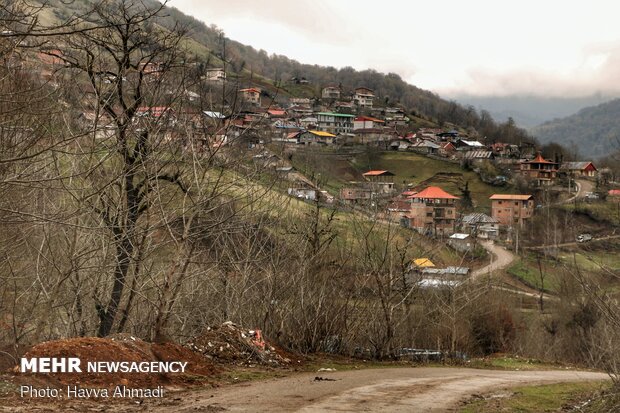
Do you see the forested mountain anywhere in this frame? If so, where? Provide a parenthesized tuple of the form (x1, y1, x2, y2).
(531, 98, 620, 159)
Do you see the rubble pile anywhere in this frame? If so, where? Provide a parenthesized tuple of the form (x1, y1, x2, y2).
(187, 321, 292, 367)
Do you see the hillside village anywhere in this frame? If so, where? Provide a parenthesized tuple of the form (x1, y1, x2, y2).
(2, 2, 620, 411)
(147, 69, 614, 244)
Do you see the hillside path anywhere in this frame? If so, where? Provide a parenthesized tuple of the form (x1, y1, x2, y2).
(148, 367, 608, 413)
(471, 240, 516, 279)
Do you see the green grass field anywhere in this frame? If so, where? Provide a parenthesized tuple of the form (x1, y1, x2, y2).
(507, 257, 560, 292)
(459, 381, 609, 413)
(353, 151, 516, 210)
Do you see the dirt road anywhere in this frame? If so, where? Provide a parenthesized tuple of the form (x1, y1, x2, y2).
(471, 240, 516, 279)
(147, 367, 607, 412)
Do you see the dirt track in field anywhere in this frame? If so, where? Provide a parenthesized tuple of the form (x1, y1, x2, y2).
(151, 367, 607, 413)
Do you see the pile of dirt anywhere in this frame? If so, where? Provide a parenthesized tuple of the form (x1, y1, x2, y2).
(19, 335, 217, 388)
(187, 321, 294, 367)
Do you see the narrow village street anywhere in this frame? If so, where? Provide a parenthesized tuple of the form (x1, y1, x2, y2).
(471, 240, 516, 279)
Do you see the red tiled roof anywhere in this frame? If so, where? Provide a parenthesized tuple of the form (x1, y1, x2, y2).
(608, 189, 620, 196)
(363, 170, 394, 176)
(240, 88, 261, 93)
(136, 106, 172, 117)
(410, 186, 459, 199)
(268, 109, 287, 116)
(355, 116, 385, 123)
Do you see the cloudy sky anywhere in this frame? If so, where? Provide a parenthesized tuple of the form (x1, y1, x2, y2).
(170, 0, 620, 98)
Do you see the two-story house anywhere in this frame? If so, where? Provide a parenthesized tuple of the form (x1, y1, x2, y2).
(353, 87, 375, 108)
(321, 85, 341, 100)
(489, 194, 534, 227)
(239, 88, 261, 106)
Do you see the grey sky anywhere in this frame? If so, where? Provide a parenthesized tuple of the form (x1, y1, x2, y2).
(170, 0, 620, 98)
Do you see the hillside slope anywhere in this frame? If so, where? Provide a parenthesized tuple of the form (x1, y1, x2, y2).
(530, 98, 620, 158)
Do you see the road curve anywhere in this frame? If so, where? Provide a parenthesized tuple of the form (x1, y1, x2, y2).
(472, 240, 516, 279)
(151, 367, 608, 413)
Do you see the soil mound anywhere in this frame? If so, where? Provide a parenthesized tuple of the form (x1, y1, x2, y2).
(20, 336, 217, 388)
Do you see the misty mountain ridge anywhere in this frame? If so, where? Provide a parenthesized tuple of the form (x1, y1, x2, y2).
(452, 94, 615, 129)
(529, 98, 620, 159)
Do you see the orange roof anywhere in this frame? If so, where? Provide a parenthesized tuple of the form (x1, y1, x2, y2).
(240, 88, 260, 93)
(410, 186, 459, 200)
(363, 170, 394, 176)
(525, 153, 557, 164)
(489, 194, 533, 200)
(355, 116, 385, 123)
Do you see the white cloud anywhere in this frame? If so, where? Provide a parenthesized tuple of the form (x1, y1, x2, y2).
(170, 0, 620, 97)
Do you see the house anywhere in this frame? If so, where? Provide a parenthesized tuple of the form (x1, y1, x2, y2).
(462, 150, 494, 161)
(410, 258, 436, 271)
(439, 142, 456, 156)
(267, 108, 288, 119)
(339, 187, 372, 204)
(406, 186, 460, 236)
(353, 87, 375, 108)
(519, 153, 559, 186)
(239, 88, 261, 106)
(353, 128, 396, 144)
(135, 107, 175, 127)
(421, 266, 470, 276)
(299, 117, 318, 129)
(353, 116, 385, 130)
(447, 233, 473, 252)
(411, 140, 440, 155)
(321, 85, 341, 99)
(203, 68, 226, 82)
(290, 97, 312, 105)
(363, 170, 395, 193)
(490, 142, 520, 158)
(560, 161, 598, 178)
(316, 112, 355, 134)
(437, 130, 460, 140)
(297, 130, 337, 145)
(288, 187, 317, 201)
(386, 199, 411, 221)
(455, 139, 485, 151)
(460, 212, 499, 239)
(489, 194, 534, 227)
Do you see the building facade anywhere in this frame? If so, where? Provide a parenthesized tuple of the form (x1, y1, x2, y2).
(316, 112, 354, 134)
(406, 186, 459, 236)
(489, 194, 534, 227)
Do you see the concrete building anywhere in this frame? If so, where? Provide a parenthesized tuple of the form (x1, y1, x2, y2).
(353, 87, 375, 108)
(489, 194, 534, 227)
(316, 112, 355, 134)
